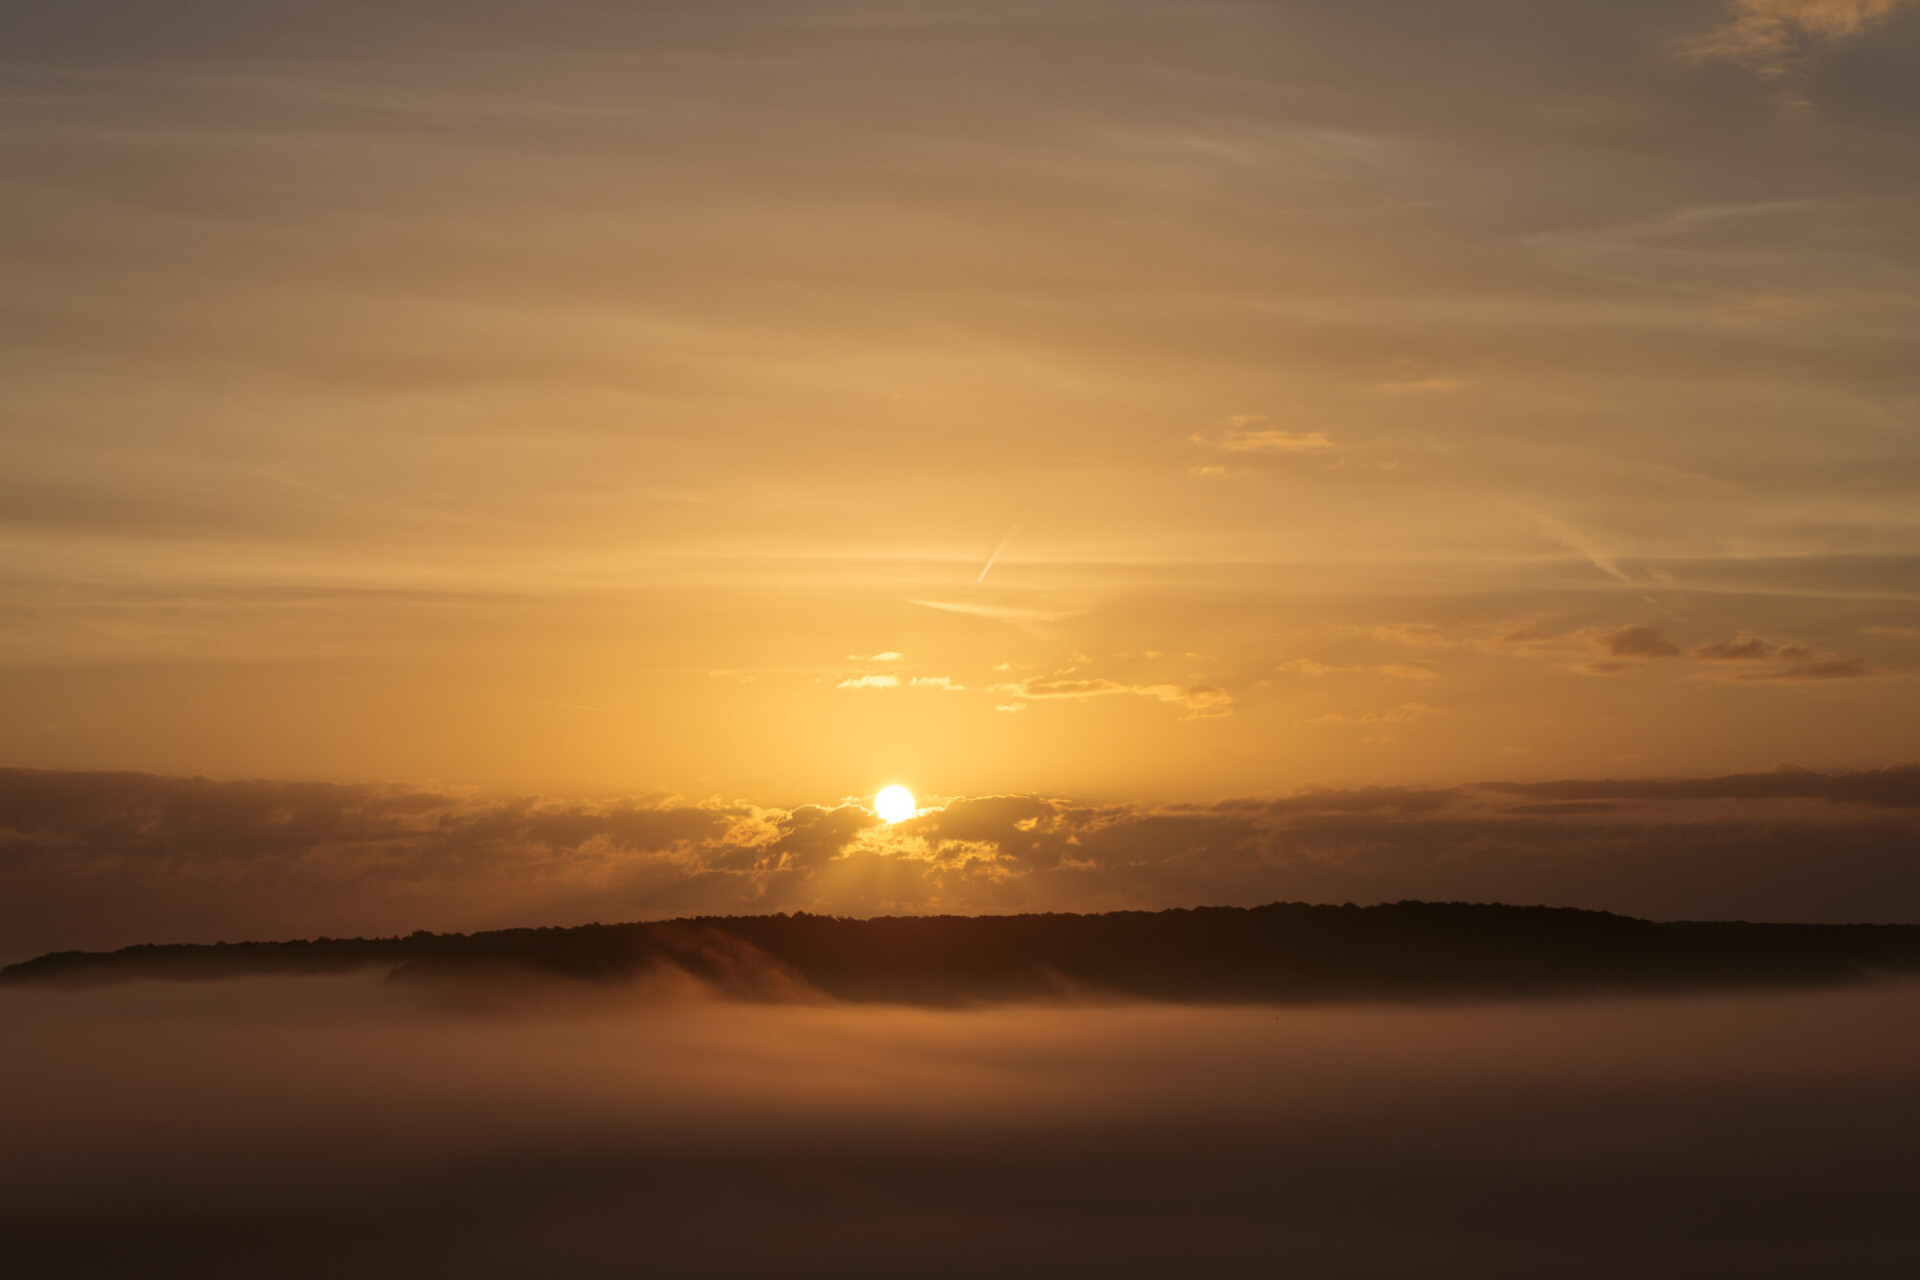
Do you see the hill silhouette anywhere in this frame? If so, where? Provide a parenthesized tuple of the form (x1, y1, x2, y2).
(7, 902, 1920, 1002)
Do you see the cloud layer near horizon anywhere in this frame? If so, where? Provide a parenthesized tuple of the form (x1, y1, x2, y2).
(4, 765, 1916, 958)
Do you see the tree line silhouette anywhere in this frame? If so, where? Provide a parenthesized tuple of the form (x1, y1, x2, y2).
(8, 901, 1920, 1002)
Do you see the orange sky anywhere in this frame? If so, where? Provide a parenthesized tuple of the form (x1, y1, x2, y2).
(3, 0, 1918, 808)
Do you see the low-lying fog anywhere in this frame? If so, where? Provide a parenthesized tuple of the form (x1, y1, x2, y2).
(4, 976, 1917, 1278)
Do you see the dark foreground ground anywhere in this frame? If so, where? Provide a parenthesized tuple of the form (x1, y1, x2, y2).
(9, 900, 1920, 1001)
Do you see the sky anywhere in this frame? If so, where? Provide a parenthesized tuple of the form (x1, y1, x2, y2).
(3, 1, 1919, 940)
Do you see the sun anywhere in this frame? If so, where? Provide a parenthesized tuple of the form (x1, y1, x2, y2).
(874, 785, 917, 823)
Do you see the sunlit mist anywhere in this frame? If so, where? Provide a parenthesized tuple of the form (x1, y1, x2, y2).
(3, 976, 1916, 1276)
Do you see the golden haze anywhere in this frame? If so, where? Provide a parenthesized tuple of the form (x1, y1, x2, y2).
(1, 0, 1916, 805)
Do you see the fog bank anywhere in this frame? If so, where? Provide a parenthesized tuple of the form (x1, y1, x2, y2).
(4, 977, 1917, 1277)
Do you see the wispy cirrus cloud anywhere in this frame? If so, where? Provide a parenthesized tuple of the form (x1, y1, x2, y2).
(1373, 378, 1466, 393)
(1685, 0, 1916, 70)
(1189, 415, 1339, 460)
(995, 675, 1234, 718)
(1306, 702, 1437, 726)
(1368, 621, 1568, 653)
(1733, 654, 1874, 681)
(1215, 429, 1336, 454)
(1277, 658, 1437, 680)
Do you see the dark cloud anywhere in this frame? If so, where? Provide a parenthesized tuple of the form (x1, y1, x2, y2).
(1498, 802, 1627, 816)
(1207, 786, 1462, 816)
(0, 768, 757, 958)
(1695, 636, 1779, 660)
(1593, 625, 1682, 659)
(1485, 762, 1920, 807)
(762, 804, 877, 871)
(6, 766, 1920, 960)
(910, 795, 1128, 872)
(1686, 637, 1878, 679)
(1733, 655, 1875, 681)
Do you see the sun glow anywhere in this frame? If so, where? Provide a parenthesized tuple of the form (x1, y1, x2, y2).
(875, 785, 917, 823)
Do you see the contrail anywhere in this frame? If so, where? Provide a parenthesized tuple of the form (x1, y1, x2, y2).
(976, 510, 1028, 586)
(1511, 505, 1630, 583)
(911, 598, 1066, 625)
